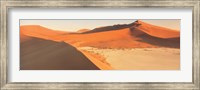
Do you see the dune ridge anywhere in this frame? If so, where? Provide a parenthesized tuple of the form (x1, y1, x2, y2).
(20, 20, 180, 48)
(20, 37, 100, 70)
(77, 29, 90, 33)
(131, 20, 180, 39)
(20, 25, 68, 42)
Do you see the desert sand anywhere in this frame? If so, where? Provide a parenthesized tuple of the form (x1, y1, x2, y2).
(79, 49, 113, 70)
(20, 20, 180, 49)
(20, 20, 180, 70)
(20, 25, 68, 42)
(60, 20, 179, 48)
(20, 37, 100, 70)
(132, 20, 180, 38)
(80, 47, 180, 70)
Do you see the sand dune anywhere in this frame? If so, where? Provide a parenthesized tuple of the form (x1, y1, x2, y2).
(58, 29, 179, 48)
(20, 37, 99, 70)
(20, 33, 33, 43)
(79, 49, 113, 70)
(83, 23, 133, 33)
(20, 20, 180, 48)
(20, 20, 180, 70)
(57, 20, 179, 48)
(21, 25, 68, 42)
(77, 29, 90, 33)
(132, 20, 180, 39)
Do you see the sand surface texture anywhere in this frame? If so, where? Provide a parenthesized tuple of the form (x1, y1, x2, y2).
(80, 47, 180, 70)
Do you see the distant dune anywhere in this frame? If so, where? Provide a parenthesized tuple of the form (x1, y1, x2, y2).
(20, 20, 180, 48)
(20, 25, 68, 42)
(83, 23, 133, 33)
(131, 20, 180, 39)
(77, 29, 90, 33)
(52, 20, 179, 48)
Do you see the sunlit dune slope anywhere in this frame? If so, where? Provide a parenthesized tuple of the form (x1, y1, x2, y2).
(57, 20, 179, 48)
(58, 28, 179, 48)
(132, 20, 180, 39)
(20, 25, 68, 42)
(83, 20, 179, 39)
(20, 20, 180, 48)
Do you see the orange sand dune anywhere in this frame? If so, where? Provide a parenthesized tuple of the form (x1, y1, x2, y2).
(132, 20, 180, 39)
(20, 36, 100, 70)
(20, 20, 180, 48)
(20, 32, 110, 70)
(20, 25, 68, 42)
(57, 28, 179, 48)
(20, 20, 180, 70)
(59, 28, 156, 48)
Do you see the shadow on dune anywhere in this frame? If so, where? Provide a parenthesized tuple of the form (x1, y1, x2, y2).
(82, 20, 180, 48)
(20, 37, 100, 70)
(130, 28, 180, 48)
(82, 20, 141, 34)
(136, 34, 180, 48)
(83, 23, 134, 34)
